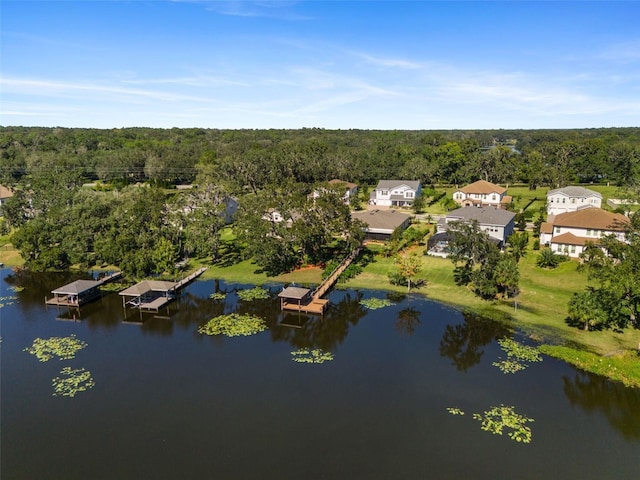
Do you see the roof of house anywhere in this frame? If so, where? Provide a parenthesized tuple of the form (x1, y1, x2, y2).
(351, 209, 411, 231)
(446, 206, 515, 226)
(0, 185, 14, 200)
(551, 208, 629, 231)
(458, 180, 506, 195)
(375, 180, 421, 191)
(550, 232, 598, 246)
(540, 222, 554, 234)
(547, 186, 602, 198)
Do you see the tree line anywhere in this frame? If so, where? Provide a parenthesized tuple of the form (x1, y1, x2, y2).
(2, 126, 639, 190)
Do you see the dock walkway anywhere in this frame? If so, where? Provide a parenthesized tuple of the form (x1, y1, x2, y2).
(280, 246, 361, 315)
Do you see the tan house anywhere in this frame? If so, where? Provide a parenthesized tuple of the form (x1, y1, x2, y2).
(452, 180, 511, 208)
(540, 208, 629, 258)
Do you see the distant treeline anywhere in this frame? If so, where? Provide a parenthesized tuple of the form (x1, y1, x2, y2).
(1, 126, 639, 190)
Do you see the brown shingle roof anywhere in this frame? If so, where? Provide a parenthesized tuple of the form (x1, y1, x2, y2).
(550, 232, 599, 246)
(540, 222, 553, 234)
(551, 208, 629, 231)
(0, 185, 14, 199)
(459, 180, 506, 195)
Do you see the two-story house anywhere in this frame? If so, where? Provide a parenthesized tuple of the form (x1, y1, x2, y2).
(452, 180, 512, 209)
(540, 208, 629, 258)
(369, 180, 421, 207)
(546, 186, 602, 216)
(439, 206, 516, 244)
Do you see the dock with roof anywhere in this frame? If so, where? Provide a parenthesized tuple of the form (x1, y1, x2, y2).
(119, 267, 206, 313)
(46, 271, 122, 307)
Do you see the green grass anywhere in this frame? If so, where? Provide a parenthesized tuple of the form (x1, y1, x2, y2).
(539, 345, 640, 388)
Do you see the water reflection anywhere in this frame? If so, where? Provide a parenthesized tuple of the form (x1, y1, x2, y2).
(563, 370, 640, 442)
(439, 310, 512, 372)
(395, 306, 422, 336)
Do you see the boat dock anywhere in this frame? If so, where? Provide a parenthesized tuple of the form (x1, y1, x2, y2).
(279, 247, 361, 315)
(46, 271, 122, 307)
(120, 268, 207, 313)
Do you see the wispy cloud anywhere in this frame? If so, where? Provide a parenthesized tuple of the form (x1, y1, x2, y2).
(0, 77, 210, 103)
(179, 0, 312, 20)
(352, 52, 423, 70)
(596, 40, 640, 63)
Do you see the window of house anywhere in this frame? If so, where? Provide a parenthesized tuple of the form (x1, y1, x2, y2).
(587, 229, 592, 236)
(406, 191, 414, 198)
(492, 194, 497, 200)
(562, 198, 566, 203)
(381, 190, 388, 196)
(570, 245, 576, 253)
(555, 226, 561, 234)
(571, 198, 576, 204)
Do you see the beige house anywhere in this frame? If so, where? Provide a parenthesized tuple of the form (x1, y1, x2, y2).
(351, 209, 411, 240)
(540, 208, 629, 258)
(452, 180, 511, 209)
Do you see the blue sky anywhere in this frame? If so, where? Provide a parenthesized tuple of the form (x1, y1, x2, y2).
(1, 1, 639, 129)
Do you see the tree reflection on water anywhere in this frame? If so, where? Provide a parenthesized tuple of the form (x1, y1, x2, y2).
(563, 370, 640, 442)
(439, 310, 512, 372)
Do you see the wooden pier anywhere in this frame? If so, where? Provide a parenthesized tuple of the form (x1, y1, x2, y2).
(279, 247, 361, 315)
(46, 271, 122, 307)
(120, 267, 207, 313)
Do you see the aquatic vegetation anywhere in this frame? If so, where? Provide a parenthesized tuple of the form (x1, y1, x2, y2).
(237, 287, 270, 301)
(0, 295, 18, 308)
(360, 297, 395, 310)
(472, 405, 534, 443)
(498, 338, 543, 363)
(492, 359, 527, 374)
(52, 367, 95, 397)
(24, 335, 88, 362)
(291, 348, 334, 364)
(198, 313, 267, 337)
(446, 407, 465, 416)
(8, 285, 24, 292)
(209, 292, 227, 300)
(493, 338, 542, 374)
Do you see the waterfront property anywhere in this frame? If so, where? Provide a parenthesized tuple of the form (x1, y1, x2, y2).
(439, 206, 516, 244)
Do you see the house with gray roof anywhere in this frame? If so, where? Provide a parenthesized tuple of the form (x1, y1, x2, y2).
(438, 206, 516, 244)
(351, 209, 412, 240)
(370, 180, 421, 207)
(547, 186, 602, 216)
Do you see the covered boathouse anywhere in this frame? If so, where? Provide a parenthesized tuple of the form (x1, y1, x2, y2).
(119, 280, 178, 313)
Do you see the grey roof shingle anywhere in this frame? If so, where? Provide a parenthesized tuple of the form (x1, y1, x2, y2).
(375, 180, 421, 191)
(547, 186, 602, 198)
(446, 206, 515, 226)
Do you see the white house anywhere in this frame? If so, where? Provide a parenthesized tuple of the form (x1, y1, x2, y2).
(540, 208, 629, 258)
(452, 180, 511, 209)
(546, 186, 602, 216)
(370, 180, 421, 207)
(438, 206, 516, 244)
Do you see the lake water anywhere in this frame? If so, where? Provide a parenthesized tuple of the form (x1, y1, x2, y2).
(1, 268, 639, 479)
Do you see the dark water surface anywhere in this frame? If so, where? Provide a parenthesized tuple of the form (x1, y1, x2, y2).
(1, 269, 639, 479)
